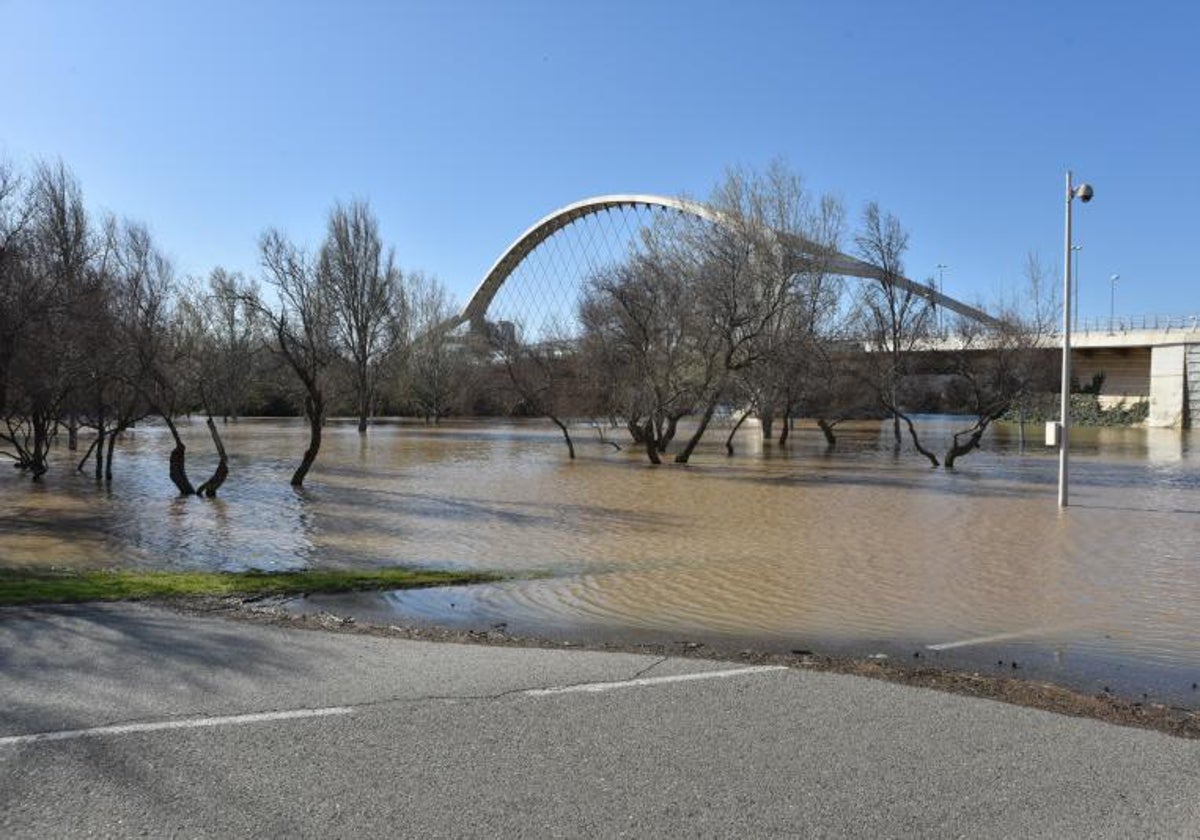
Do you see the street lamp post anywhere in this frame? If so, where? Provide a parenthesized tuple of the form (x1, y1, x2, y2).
(1109, 273, 1119, 333)
(1059, 171, 1094, 508)
(1070, 245, 1082, 331)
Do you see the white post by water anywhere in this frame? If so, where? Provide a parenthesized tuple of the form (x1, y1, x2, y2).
(1059, 171, 1073, 508)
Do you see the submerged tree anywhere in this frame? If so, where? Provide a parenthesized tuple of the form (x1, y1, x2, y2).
(500, 322, 582, 459)
(853, 202, 937, 464)
(578, 242, 699, 464)
(403, 272, 473, 424)
(578, 163, 851, 465)
(939, 254, 1059, 468)
(1, 162, 97, 478)
(319, 200, 406, 433)
(256, 230, 337, 487)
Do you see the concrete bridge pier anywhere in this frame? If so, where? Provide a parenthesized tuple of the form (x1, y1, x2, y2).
(1148, 343, 1198, 428)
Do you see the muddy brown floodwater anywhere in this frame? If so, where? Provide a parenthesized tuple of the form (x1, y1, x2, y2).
(2, 416, 1199, 706)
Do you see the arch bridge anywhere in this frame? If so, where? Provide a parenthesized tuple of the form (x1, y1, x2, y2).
(450, 193, 1000, 337)
(449, 194, 1198, 429)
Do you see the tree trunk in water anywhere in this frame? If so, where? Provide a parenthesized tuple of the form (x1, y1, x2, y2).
(945, 414, 1001, 469)
(549, 416, 575, 459)
(67, 416, 78, 451)
(944, 428, 985, 469)
(643, 430, 661, 464)
(724, 410, 751, 456)
(162, 415, 196, 496)
(30, 417, 49, 480)
(899, 413, 939, 467)
(92, 409, 106, 478)
(892, 411, 901, 448)
(593, 425, 621, 451)
(627, 419, 647, 444)
(675, 398, 721, 464)
(357, 393, 368, 434)
(760, 410, 774, 442)
(196, 416, 230, 496)
(636, 419, 660, 464)
(817, 418, 837, 446)
(778, 410, 791, 445)
(660, 415, 680, 453)
(291, 395, 323, 487)
(105, 427, 119, 481)
(78, 435, 99, 474)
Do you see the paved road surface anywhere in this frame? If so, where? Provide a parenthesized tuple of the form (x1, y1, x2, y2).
(1, 603, 1197, 838)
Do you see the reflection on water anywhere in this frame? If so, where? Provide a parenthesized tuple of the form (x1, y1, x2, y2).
(2, 417, 1199, 696)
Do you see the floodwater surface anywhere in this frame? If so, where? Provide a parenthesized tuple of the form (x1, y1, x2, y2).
(2, 417, 1198, 703)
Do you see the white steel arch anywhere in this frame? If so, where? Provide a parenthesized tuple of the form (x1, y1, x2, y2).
(454, 193, 999, 330)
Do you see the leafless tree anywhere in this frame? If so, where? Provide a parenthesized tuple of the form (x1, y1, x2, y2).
(578, 164, 848, 465)
(0, 162, 96, 478)
(319, 200, 406, 433)
(256, 229, 337, 487)
(105, 220, 199, 494)
(736, 191, 847, 448)
(939, 255, 1059, 467)
(854, 202, 937, 464)
(578, 244, 699, 464)
(199, 267, 262, 422)
(403, 272, 471, 424)
(500, 321, 581, 458)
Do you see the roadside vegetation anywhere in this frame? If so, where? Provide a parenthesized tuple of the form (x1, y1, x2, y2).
(0, 567, 502, 607)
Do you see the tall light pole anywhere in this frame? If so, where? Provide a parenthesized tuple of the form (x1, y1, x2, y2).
(1070, 245, 1082, 331)
(1109, 273, 1119, 333)
(935, 263, 948, 335)
(1059, 171, 1094, 508)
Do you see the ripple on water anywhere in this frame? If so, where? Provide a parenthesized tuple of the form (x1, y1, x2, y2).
(2, 418, 1199, 684)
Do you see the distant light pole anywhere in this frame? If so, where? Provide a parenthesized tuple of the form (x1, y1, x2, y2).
(1070, 245, 1082, 331)
(1059, 171, 1094, 508)
(1109, 273, 1119, 333)
(934, 263, 948, 335)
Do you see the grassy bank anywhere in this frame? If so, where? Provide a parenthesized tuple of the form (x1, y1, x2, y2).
(0, 567, 502, 607)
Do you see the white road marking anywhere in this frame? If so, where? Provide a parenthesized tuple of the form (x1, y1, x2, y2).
(0, 706, 354, 747)
(926, 624, 1086, 651)
(523, 665, 789, 697)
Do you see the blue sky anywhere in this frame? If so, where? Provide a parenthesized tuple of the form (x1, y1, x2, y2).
(3, 0, 1197, 321)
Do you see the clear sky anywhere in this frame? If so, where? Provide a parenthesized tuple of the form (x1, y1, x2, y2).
(4, 0, 1197, 322)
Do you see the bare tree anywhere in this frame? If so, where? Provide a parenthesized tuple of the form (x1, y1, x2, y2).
(200, 267, 262, 422)
(939, 255, 1059, 468)
(500, 322, 581, 458)
(0, 162, 96, 478)
(579, 246, 699, 464)
(403, 272, 470, 424)
(854, 202, 937, 464)
(106, 220, 199, 494)
(672, 164, 842, 463)
(578, 164, 847, 465)
(736, 191, 847, 448)
(319, 200, 406, 433)
(256, 230, 336, 487)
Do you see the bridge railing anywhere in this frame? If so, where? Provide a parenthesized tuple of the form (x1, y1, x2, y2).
(1069, 314, 1200, 335)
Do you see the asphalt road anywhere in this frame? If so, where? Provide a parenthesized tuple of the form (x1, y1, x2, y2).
(1, 603, 1197, 838)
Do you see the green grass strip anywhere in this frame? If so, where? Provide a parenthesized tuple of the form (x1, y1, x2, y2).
(0, 567, 502, 607)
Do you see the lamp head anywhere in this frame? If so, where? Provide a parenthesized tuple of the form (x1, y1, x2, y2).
(1074, 184, 1094, 203)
